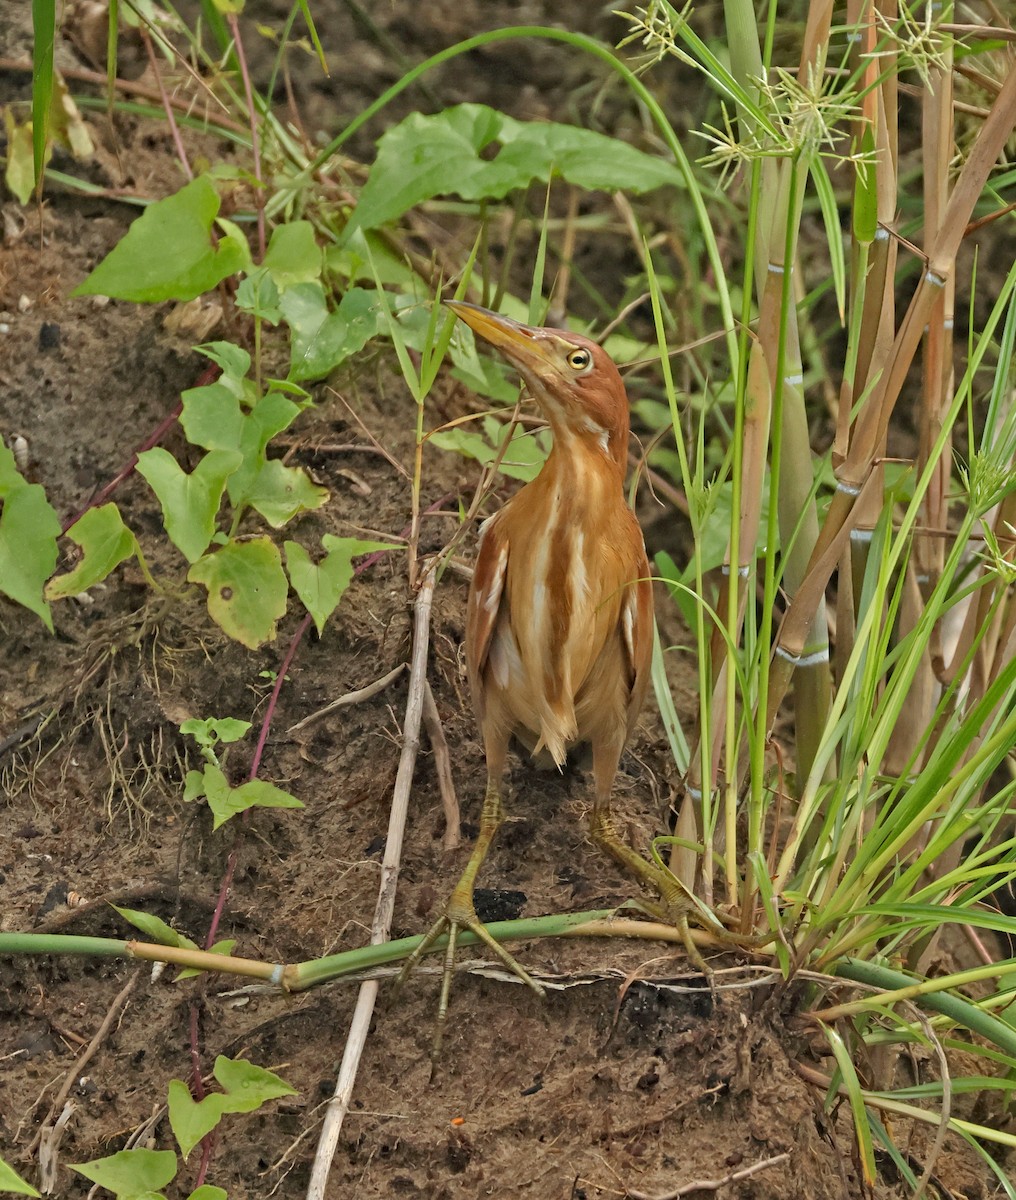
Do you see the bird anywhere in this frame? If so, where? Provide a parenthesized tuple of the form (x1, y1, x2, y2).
(399, 301, 695, 1043)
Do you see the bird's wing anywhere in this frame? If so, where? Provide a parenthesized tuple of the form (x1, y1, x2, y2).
(621, 539, 655, 743)
(465, 514, 509, 719)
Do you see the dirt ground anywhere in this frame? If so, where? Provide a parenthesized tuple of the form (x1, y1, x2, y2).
(0, 4, 1008, 1199)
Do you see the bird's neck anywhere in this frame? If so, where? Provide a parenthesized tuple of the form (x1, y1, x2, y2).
(539, 426, 627, 501)
(543, 416, 629, 478)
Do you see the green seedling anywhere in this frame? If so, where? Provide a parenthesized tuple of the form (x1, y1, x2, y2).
(68, 1057, 296, 1198)
(179, 717, 303, 832)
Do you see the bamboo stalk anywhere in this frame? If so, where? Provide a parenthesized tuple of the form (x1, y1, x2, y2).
(765, 65, 1016, 730)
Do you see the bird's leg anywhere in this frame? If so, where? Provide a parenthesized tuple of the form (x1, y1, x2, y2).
(588, 738, 717, 981)
(396, 745, 545, 1053)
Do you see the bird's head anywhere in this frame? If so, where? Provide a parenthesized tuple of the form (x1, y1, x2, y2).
(448, 301, 630, 470)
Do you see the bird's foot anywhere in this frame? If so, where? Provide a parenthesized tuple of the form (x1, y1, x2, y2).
(395, 886, 546, 1058)
(643, 874, 771, 1004)
(590, 813, 761, 996)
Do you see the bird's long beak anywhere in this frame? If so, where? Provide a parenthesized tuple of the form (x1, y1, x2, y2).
(446, 301, 546, 370)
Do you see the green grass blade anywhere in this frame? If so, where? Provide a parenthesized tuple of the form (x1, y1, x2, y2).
(822, 1023, 877, 1185)
(810, 156, 846, 322)
(31, 0, 56, 191)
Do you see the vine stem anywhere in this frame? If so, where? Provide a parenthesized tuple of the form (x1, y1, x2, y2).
(306, 562, 436, 1200)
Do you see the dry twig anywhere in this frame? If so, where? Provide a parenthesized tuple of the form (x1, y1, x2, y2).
(287, 663, 407, 734)
(622, 1151, 791, 1199)
(422, 679, 460, 849)
(305, 564, 436, 1200)
(28, 970, 140, 1157)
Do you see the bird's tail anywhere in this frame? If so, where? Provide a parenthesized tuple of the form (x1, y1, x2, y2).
(529, 704, 578, 770)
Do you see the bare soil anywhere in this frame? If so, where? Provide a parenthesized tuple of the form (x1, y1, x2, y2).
(0, 5, 1006, 1199)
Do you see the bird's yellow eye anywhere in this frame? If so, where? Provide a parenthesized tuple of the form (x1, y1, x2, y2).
(566, 348, 592, 371)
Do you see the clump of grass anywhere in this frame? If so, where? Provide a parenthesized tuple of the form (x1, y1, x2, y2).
(617, 0, 1016, 1183)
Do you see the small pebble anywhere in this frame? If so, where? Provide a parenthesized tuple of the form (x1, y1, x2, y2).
(39, 321, 61, 350)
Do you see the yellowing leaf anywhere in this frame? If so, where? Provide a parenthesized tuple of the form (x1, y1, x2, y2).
(4, 109, 37, 205)
(188, 537, 288, 648)
(46, 504, 136, 599)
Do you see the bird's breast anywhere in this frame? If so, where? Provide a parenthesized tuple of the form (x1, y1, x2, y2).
(488, 452, 640, 761)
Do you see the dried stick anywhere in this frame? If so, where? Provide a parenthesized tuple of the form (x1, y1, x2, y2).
(623, 1152, 790, 1200)
(287, 663, 407, 734)
(28, 970, 140, 1156)
(305, 564, 436, 1200)
(422, 679, 460, 850)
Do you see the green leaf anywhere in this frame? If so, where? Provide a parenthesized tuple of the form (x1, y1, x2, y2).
(176, 938, 236, 981)
(852, 124, 879, 247)
(229, 394, 306, 508)
(180, 386, 305, 512)
(183, 770, 206, 802)
(136, 448, 242, 564)
(168, 1058, 296, 1159)
(187, 537, 289, 648)
(0, 439, 29, 496)
(46, 504, 136, 599)
(199, 764, 303, 831)
(179, 384, 245, 450)
(281, 283, 385, 381)
(246, 460, 328, 528)
(213, 1054, 298, 1106)
(31, 0, 56, 189)
(263, 221, 322, 288)
(430, 419, 548, 483)
(180, 716, 252, 746)
(0, 1156, 41, 1196)
(349, 103, 683, 235)
(197, 340, 251, 385)
(186, 1188, 228, 1200)
(285, 536, 396, 635)
(70, 1148, 177, 1195)
(168, 1081, 229, 1160)
(822, 1024, 877, 1185)
(72, 176, 251, 302)
(235, 270, 281, 324)
(811, 155, 847, 323)
(112, 905, 195, 950)
(0, 441, 61, 629)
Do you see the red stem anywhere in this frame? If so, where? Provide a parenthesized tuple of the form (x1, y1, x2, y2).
(61, 363, 218, 533)
(250, 611, 313, 781)
(63, 402, 182, 534)
(188, 1002, 206, 1100)
(140, 28, 193, 181)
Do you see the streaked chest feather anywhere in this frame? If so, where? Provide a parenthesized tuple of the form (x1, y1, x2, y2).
(497, 454, 633, 696)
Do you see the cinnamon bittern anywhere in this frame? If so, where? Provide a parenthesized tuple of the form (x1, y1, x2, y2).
(401, 302, 692, 1039)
